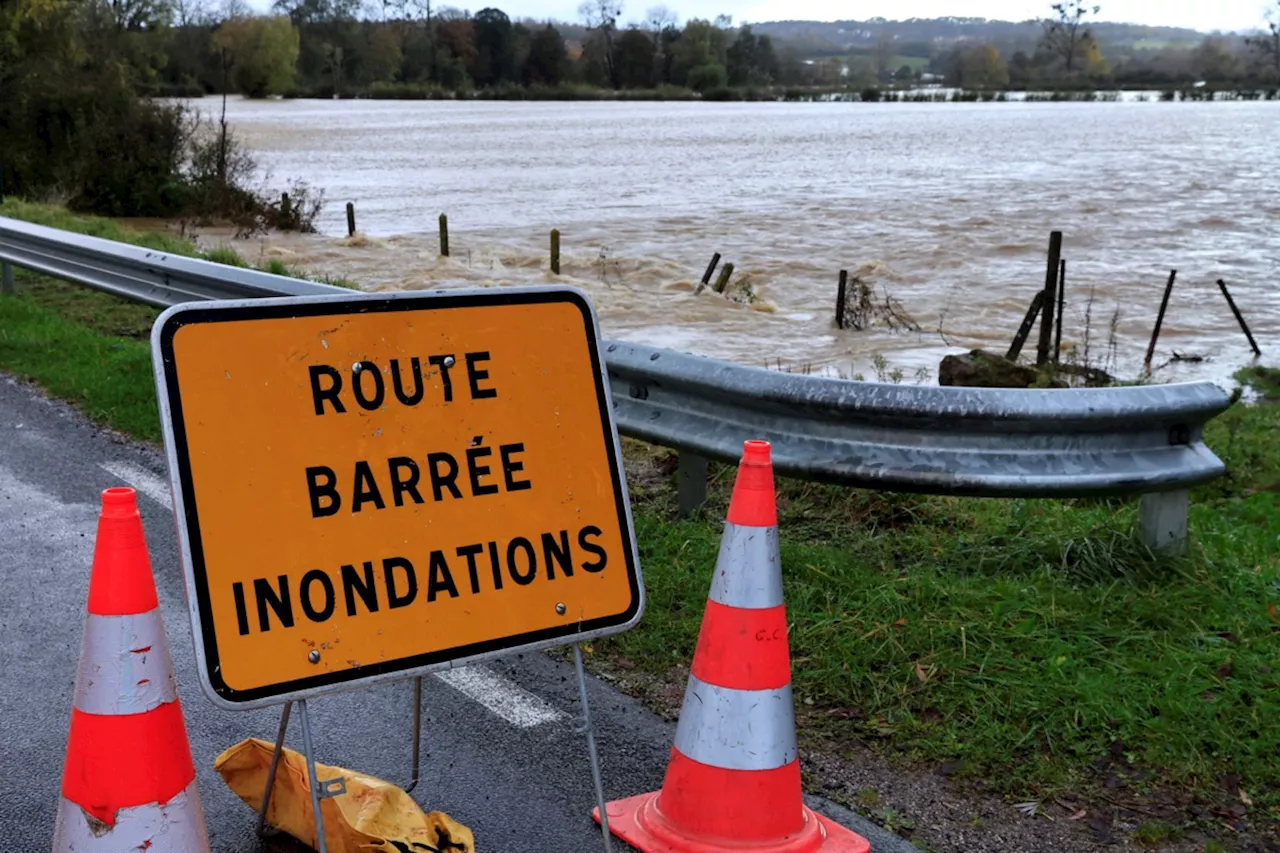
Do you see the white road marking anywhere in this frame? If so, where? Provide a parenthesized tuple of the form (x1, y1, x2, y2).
(97, 459, 567, 729)
(434, 666, 567, 728)
(99, 461, 171, 507)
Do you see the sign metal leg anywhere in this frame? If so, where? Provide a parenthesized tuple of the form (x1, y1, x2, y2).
(255, 700, 293, 837)
(405, 675, 423, 794)
(298, 699, 332, 853)
(573, 643, 613, 853)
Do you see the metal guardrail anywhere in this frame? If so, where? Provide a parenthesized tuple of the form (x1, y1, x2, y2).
(0, 215, 1232, 554)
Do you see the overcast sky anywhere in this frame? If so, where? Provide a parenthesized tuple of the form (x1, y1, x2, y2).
(247, 0, 1272, 35)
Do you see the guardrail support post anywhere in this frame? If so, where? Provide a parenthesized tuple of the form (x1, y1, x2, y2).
(1, 261, 13, 294)
(677, 452, 708, 516)
(1139, 490, 1189, 556)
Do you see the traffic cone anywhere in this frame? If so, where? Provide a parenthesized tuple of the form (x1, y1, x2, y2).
(596, 441, 870, 852)
(52, 487, 210, 852)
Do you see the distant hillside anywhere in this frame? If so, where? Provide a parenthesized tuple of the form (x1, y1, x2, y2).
(750, 17, 1209, 59)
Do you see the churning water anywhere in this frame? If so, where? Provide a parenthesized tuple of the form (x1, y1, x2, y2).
(190, 97, 1280, 386)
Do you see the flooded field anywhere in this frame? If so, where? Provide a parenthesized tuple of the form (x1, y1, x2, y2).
(186, 97, 1280, 385)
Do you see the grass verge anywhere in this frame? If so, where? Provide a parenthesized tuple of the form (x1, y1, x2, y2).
(3, 201, 1279, 843)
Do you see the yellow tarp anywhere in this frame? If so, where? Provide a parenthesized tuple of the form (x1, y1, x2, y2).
(215, 737, 475, 853)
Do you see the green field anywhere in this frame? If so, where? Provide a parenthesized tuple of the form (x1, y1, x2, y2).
(2, 200, 1278, 847)
(891, 55, 932, 71)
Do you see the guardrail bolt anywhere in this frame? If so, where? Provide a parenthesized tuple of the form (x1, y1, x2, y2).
(1169, 424, 1191, 446)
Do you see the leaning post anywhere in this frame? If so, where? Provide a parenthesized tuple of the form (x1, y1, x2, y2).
(1036, 231, 1062, 366)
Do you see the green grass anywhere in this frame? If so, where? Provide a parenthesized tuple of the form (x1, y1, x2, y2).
(1236, 365, 1280, 404)
(0, 287, 159, 440)
(2, 201, 1279, 835)
(610, 444, 1280, 808)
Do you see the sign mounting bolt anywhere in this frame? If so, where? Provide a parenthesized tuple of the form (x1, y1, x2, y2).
(443, 355, 455, 367)
(556, 602, 567, 615)
(308, 650, 321, 664)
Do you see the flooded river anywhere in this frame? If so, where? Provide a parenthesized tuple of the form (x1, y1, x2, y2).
(193, 97, 1280, 385)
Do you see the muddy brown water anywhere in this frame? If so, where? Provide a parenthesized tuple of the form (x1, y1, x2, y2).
(178, 96, 1280, 386)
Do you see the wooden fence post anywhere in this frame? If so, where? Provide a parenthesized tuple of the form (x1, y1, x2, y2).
(1007, 291, 1046, 361)
(1036, 231, 1062, 366)
(701, 253, 721, 286)
(713, 263, 734, 294)
(1144, 270, 1178, 370)
(1216, 279, 1261, 355)
(1054, 259, 1066, 364)
(835, 270, 848, 329)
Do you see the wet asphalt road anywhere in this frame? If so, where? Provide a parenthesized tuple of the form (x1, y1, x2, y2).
(0, 374, 909, 852)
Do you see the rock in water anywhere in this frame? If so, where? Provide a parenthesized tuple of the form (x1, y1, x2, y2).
(938, 349, 1063, 388)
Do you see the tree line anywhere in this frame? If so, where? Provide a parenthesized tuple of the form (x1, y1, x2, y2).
(0, 0, 320, 224)
(158, 0, 808, 97)
(844, 1, 1280, 91)
(3, 0, 1277, 225)
(152, 0, 1280, 98)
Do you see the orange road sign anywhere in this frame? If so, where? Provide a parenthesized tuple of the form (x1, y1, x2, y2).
(151, 287, 642, 709)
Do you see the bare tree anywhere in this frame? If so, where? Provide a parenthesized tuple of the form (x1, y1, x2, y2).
(580, 0, 622, 85)
(171, 0, 213, 26)
(1247, 0, 1280, 78)
(108, 0, 175, 30)
(873, 29, 894, 81)
(1039, 0, 1099, 72)
(646, 5, 676, 78)
(646, 4, 675, 36)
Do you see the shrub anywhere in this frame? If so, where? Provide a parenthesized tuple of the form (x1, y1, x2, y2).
(687, 63, 728, 92)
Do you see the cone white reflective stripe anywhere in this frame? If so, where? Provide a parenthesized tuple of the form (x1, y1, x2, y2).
(708, 523, 783, 609)
(53, 780, 208, 851)
(672, 674, 798, 771)
(73, 612, 177, 716)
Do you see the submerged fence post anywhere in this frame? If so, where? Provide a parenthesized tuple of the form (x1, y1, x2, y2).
(439, 214, 449, 257)
(1144, 270, 1178, 370)
(345, 202, 356, 237)
(1139, 490, 1189, 556)
(713, 263, 734, 294)
(701, 253, 721, 287)
(281, 192, 292, 222)
(1036, 231, 1063, 366)
(835, 269, 848, 329)
(1007, 291, 1046, 361)
(550, 229, 560, 274)
(1216, 278, 1261, 356)
(677, 452, 709, 517)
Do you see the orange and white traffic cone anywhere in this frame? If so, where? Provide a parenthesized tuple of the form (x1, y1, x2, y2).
(52, 487, 210, 852)
(596, 440, 870, 852)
